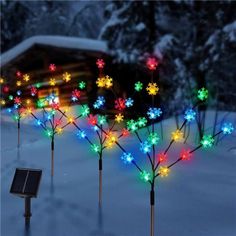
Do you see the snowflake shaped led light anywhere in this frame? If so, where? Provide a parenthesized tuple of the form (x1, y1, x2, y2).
(23, 74, 30, 82)
(91, 144, 100, 153)
(87, 114, 97, 126)
(62, 72, 71, 82)
(200, 135, 214, 148)
(98, 115, 106, 125)
(49, 78, 56, 86)
(78, 81, 86, 89)
(49, 64, 56, 72)
(134, 81, 143, 92)
(96, 59, 105, 69)
(146, 83, 159, 95)
(148, 132, 160, 145)
(93, 96, 105, 109)
(146, 57, 158, 71)
(115, 113, 124, 123)
(171, 129, 183, 142)
(147, 107, 162, 119)
(77, 130, 87, 139)
(140, 171, 151, 182)
(197, 87, 208, 101)
(121, 152, 134, 164)
(184, 109, 196, 122)
(221, 123, 234, 134)
(157, 152, 167, 163)
(137, 117, 147, 127)
(96, 77, 106, 87)
(140, 141, 152, 154)
(115, 98, 126, 111)
(180, 149, 192, 161)
(159, 166, 170, 177)
(80, 105, 90, 117)
(125, 98, 134, 107)
(127, 120, 138, 132)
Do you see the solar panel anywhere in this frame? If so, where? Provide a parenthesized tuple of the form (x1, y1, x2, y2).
(10, 168, 42, 198)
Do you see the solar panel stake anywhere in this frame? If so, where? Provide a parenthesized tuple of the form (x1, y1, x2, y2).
(24, 197, 32, 226)
(10, 168, 42, 226)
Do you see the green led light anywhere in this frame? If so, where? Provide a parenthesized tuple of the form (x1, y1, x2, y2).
(78, 81, 86, 89)
(140, 171, 151, 182)
(98, 115, 106, 125)
(36, 83, 41, 88)
(80, 105, 90, 117)
(37, 99, 46, 108)
(134, 81, 143, 92)
(45, 130, 53, 137)
(148, 132, 160, 145)
(8, 95, 14, 101)
(137, 117, 147, 127)
(200, 135, 214, 148)
(13, 115, 20, 121)
(91, 144, 100, 153)
(197, 88, 208, 101)
(127, 120, 138, 132)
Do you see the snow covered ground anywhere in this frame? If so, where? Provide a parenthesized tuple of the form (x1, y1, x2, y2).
(1, 110, 236, 236)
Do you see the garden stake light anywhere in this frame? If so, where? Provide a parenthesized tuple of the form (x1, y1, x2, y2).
(92, 58, 234, 236)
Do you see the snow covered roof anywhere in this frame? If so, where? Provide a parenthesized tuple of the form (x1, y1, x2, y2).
(0, 35, 108, 67)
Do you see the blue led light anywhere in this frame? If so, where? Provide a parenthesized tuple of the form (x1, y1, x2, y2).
(221, 123, 234, 135)
(93, 96, 105, 109)
(140, 141, 151, 154)
(121, 152, 134, 164)
(16, 90, 22, 96)
(125, 98, 134, 107)
(184, 109, 196, 122)
(77, 130, 86, 139)
(147, 107, 162, 119)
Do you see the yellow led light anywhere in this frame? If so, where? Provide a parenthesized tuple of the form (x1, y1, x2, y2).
(49, 78, 56, 86)
(23, 74, 30, 82)
(146, 83, 159, 95)
(96, 77, 106, 88)
(0, 77, 4, 84)
(105, 75, 113, 88)
(62, 72, 71, 82)
(16, 80, 22, 86)
(159, 166, 170, 177)
(68, 117, 74, 123)
(0, 99, 6, 105)
(56, 127, 63, 134)
(115, 113, 124, 123)
(171, 129, 183, 142)
(106, 132, 117, 149)
(26, 99, 31, 105)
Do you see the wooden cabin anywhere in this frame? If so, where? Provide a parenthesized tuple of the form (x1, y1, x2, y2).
(0, 36, 110, 106)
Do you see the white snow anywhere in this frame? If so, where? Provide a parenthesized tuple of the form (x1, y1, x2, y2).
(223, 21, 236, 42)
(0, 36, 108, 67)
(154, 34, 176, 60)
(1, 109, 236, 236)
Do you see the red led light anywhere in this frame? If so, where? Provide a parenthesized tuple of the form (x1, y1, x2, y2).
(14, 97, 21, 105)
(49, 64, 56, 72)
(157, 152, 167, 163)
(122, 128, 130, 137)
(180, 149, 192, 161)
(87, 114, 97, 126)
(72, 89, 81, 99)
(16, 71, 22, 78)
(96, 59, 105, 69)
(2, 85, 9, 93)
(146, 58, 158, 71)
(115, 98, 126, 111)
